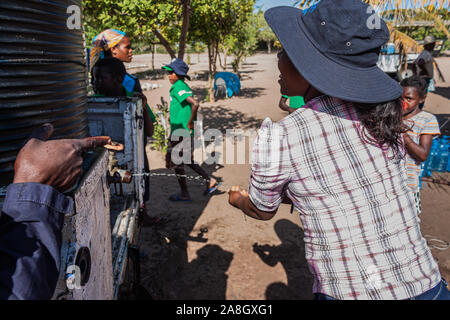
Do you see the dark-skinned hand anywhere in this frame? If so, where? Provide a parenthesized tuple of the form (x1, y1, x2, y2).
(13, 123, 111, 193)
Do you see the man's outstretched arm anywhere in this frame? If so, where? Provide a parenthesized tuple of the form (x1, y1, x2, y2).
(0, 124, 109, 300)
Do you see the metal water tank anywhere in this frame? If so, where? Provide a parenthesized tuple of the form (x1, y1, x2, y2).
(0, 0, 89, 179)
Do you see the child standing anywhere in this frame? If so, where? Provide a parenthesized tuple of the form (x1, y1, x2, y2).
(401, 76, 441, 215)
(163, 59, 218, 201)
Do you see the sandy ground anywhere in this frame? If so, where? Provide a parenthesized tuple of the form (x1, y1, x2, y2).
(129, 52, 450, 300)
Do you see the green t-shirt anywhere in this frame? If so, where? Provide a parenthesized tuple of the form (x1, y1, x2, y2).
(282, 95, 305, 109)
(169, 79, 193, 136)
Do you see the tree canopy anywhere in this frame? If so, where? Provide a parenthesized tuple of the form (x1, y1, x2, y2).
(83, 0, 191, 59)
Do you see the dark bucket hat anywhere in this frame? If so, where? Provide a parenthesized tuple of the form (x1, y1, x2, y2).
(265, 0, 402, 103)
(163, 58, 191, 80)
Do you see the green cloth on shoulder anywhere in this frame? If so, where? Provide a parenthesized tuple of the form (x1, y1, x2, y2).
(282, 95, 305, 109)
(289, 96, 305, 109)
(169, 79, 193, 136)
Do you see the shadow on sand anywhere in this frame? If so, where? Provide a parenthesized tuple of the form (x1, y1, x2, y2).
(253, 219, 314, 300)
(138, 161, 232, 299)
(434, 113, 450, 136)
(201, 105, 262, 131)
(434, 86, 450, 100)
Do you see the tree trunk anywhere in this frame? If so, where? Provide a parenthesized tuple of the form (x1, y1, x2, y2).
(151, 44, 155, 70)
(219, 48, 228, 71)
(267, 41, 272, 54)
(178, 0, 191, 60)
(207, 42, 218, 103)
(218, 51, 227, 71)
(152, 27, 176, 59)
(232, 53, 243, 73)
(207, 44, 213, 102)
(223, 49, 228, 71)
(213, 41, 218, 75)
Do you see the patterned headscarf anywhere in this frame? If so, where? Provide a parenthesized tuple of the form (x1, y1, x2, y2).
(89, 29, 126, 71)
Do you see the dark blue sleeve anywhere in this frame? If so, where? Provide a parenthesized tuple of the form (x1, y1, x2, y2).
(0, 183, 73, 300)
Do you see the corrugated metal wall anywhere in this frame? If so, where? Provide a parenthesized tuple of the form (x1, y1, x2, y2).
(0, 0, 89, 174)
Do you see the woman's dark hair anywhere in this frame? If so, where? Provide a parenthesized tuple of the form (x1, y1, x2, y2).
(400, 75, 427, 98)
(354, 99, 407, 158)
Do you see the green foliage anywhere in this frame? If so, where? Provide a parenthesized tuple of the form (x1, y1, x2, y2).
(188, 0, 255, 90)
(150, 105, 169, 153)
(189, 0, 254, 44)
(205, 87, 210, 102)
(254, 10, 277, 46)
(151, 123, 168, 153)
(187, 41, 207, 54)
(82, 0, 184, 53)
(384, 8, 449, 51)
(156, 45, 171, 54)
(224, 14, 259, 72)
(402, 26, 449, 50)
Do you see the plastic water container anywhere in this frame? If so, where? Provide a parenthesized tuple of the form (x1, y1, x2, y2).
(428, 139, 440, 171)
(447, 153, 450, 172)
(436, 137, 449, 172)
(433, 143, 445, 171)
(421, 136, 450, 174)
(386, 43, 395, 54)
(419, 136, 449, 183)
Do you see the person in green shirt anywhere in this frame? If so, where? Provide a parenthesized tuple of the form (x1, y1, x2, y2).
(163, 59, 219, 201)
(279, 95, 305, 114)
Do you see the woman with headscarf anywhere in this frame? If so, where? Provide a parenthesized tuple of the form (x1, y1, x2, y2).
(89, 29, 142, 94)
(89, 29, 155, 220)
(228, 0, 449, 300)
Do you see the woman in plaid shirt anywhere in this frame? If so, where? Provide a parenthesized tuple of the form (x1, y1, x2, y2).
(228, 0, 449, 300)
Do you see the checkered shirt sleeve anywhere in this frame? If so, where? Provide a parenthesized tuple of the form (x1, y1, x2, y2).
(249, 118, 291, 212)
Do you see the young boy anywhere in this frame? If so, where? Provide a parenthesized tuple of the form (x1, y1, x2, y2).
(92, 57, 156, 135)
(92, 57, 157, 215)
(401, 75, 441, 215)
(162, 58, 218, 201)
